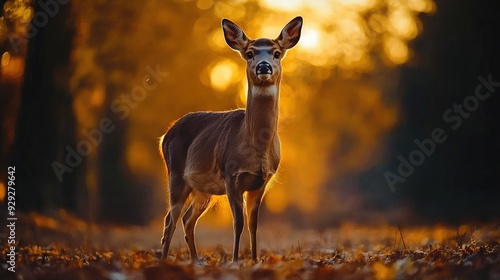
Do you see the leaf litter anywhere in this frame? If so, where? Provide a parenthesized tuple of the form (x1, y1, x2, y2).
(1, 212, 499, 279)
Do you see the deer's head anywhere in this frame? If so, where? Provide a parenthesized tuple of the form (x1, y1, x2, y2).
(222, 17, 303, 89)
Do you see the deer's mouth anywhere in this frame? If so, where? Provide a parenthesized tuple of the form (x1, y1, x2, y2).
(256, 73, 272, 81)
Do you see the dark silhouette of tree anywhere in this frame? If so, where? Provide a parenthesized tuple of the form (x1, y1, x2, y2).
(10, 0, 78, 212)
(385, 0, 500, 223)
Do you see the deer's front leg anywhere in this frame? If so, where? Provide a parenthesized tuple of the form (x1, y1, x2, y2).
(226, 176, 244, 262)
(245, 187, 265, 262)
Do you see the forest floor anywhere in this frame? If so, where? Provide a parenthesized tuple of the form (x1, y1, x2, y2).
(0, 211, 499, 279)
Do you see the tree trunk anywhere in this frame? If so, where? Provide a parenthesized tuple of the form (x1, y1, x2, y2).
(11, 0, 78, 212)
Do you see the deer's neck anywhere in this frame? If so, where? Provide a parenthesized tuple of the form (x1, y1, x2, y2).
(244, 84, 279, 152)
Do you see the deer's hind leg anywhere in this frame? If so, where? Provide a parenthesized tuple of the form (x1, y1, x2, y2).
(182, 191, 212, 261)
(161, 173, 191, 259)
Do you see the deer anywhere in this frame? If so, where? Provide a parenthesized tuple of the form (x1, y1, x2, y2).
(159, 16, 302, 263)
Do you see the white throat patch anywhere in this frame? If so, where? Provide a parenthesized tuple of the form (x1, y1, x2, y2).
(250, 85, 278, 97)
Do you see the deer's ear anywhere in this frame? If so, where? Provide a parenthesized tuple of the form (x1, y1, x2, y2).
(222, 19, 249, 51)
(277, 16, 303, 50)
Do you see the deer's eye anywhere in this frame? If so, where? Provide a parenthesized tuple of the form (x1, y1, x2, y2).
(274, 51, 281, 59)
(246, 52, 254, 59)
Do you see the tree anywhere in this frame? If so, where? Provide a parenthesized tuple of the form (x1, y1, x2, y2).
(10, 0, 78, 212)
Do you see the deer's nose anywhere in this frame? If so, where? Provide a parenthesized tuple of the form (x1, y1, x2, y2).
(256, 62, 272, 75)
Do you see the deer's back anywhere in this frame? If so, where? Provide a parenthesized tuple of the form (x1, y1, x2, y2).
(162, 110, 245, 188)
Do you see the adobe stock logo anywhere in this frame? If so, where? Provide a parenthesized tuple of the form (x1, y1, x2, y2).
(384, 74, 499, 192)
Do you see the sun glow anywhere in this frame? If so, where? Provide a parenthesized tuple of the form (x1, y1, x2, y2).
(210, 59, 239, 91)
(265, 186, 288, 213)
(384, 36, 409, 64)
(0, 182, 5, 203)
(299, 27, 320, 50)
(95, 0, 435, 219)
(259, 0, 303, 11)
(1, 51, 10, 66)
(203, 0, 433, 214)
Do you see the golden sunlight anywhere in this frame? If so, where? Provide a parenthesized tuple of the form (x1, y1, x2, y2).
(265, 185, 288, 213)
(299, 27, 320, 50)
(389, 9, 418, 39)
(251, 0, 433, 73)
(196, 0, 213, 10)
(0, 182, 5, 203)
(384, 36, 409, 64)
(0, 17, 6, 39)
(259, 0, 303, 11)
(210, 59, 239, 91)
(1, 51, 10, 66)
(127, 141, 153, 175)
(115, 0, 435, 217)
(202, 0, 433, 214)
(1, 53, 24, 79)
(408, 0, 437, 13)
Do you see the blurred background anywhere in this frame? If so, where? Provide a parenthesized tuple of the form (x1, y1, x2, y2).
(0, 0, 498, 230)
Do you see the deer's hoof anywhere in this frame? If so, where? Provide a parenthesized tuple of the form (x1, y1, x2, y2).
(192, 257, 205, 266)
